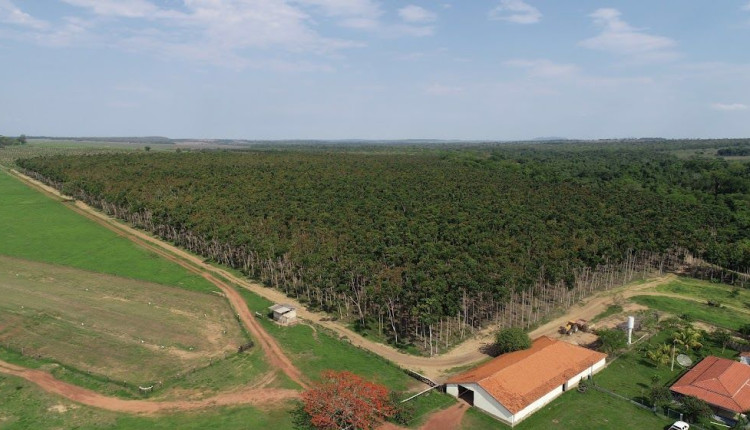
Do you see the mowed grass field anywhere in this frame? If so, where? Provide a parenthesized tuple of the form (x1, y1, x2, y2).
(0, 255, 246, 385)
(630, 295, 747, 330)
(654, 277, 750, 309)
(0, 170, 215, 293)
(459, 389, 670, 429)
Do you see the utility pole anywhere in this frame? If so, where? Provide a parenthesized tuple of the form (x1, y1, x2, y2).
(671, 340, 676, 372)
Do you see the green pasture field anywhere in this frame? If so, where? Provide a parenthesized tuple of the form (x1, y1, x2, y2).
(0, 255, 247, 387)
(630, 296, 748, 331)
(237, 288, 415, 392)
(0, 169, 214, 293)
(459, 389, 670, 429)
(654, 277, 750, 309)
(0, 373, 296, 430)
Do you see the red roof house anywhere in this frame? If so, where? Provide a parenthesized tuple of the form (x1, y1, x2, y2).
(445, 336, 607, 426)
(671, 356, 750, 415)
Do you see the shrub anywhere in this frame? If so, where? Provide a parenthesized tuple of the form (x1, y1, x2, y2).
(494, 328, 532, 355)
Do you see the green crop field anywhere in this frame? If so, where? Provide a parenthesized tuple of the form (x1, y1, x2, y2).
(0, 255, 248, 388)
(631, 295, 748, 331)
(0, 170, 214, 293)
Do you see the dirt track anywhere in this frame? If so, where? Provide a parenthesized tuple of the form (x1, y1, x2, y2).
(6, 169, 686, 383)
(0, 359, 298, 414)
(5, 170, 308, 389)
(379, 402, 468, 430)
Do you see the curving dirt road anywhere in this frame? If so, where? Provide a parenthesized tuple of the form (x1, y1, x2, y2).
(0, 359, 298, 414)
(6, 170, 309, 390)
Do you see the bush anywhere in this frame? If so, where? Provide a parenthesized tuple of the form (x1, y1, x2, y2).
(681, 396, 712, 424)
(388, 392, 415, 425)
(494, 328, 532, 355)
(597, 328, 627, 354)
(649, 386, 672, 409)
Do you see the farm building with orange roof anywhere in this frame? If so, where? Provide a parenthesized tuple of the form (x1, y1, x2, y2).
(445, 336, 607, 426)
(671, 356, 750, 421)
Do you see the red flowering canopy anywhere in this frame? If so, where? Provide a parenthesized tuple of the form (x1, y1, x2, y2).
(302, 370, 396, 430)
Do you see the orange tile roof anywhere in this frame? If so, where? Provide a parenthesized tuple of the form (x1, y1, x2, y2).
(446, 336, 607, 414)
(671, 356, 750, 413)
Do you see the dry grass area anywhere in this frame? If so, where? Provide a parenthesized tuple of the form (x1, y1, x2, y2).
(0, 255, 245, 385)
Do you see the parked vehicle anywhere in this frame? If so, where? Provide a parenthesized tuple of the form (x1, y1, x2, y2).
(668, 421, 689, 430)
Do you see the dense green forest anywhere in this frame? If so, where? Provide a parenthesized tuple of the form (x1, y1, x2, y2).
(717, 147, 750, 156)
(0, 134, 26, 147)
(17, 141, 750, 352)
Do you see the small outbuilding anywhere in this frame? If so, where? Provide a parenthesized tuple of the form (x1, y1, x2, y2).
(445, 336, 607, 427)
(740, 352, 750, 366)
(269, 304, 297, 325)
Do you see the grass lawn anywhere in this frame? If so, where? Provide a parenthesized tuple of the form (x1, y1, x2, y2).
(459, 390, 670, 429)
(0, 170, 215, 294)
(655, 277, 750, 309)
(630, 296, 747, 331)
(592, 304, 624, 322)
(595, 329, 739, 402)
(237, 288, 415, 392)
(0, 373, 296, 430)
(403, 391, 457, 428)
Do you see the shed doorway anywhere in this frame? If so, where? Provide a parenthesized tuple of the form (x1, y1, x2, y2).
(457, 385, 474, 406)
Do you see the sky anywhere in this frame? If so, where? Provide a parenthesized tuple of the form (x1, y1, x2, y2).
(0, 0, 749, 140)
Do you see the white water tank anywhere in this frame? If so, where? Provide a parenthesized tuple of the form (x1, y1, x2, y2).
(627, 316, 635, 330)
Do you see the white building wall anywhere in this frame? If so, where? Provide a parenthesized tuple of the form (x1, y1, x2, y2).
(445, 383, 514, 425)
(566, 358, 607, 390)
(446, 384, 458, 397)
(514, 385, 564, 422)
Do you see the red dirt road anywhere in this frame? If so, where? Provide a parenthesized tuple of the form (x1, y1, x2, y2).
(379, 402, 469, 430)
(0, 359, 298, 414)
(7, 169, 308, 390)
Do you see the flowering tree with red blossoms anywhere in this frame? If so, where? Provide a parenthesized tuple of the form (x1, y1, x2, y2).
(302, 370, 396, 430)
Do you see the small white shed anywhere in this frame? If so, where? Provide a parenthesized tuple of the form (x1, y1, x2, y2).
(269, 304, 298, 325)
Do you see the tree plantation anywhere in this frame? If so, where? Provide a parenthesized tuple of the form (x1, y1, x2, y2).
(17, 141, 750, 353)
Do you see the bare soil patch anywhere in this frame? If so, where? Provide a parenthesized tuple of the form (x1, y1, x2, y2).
(0, 255, 244, 384)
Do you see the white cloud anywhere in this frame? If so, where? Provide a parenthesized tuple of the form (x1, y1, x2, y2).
(398, 5, 436, 23)
(61, 0, 163, 18)
(710, 103, 748, 111)
(425, 84, 464, 95)
(0, 0, 48, 29)
(505, 59, 579, 78)
(294, 0, 381, 18)
(489, 0, 541, 24)
(580, 9, 678, 62)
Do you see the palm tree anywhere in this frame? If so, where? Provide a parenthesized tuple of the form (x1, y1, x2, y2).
(646, 343, 672, 366)
(672, 327, 703, 353)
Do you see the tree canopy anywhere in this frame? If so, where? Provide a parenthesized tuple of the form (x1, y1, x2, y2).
(17, 140, 750, 350)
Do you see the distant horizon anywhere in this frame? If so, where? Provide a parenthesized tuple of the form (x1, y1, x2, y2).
(23, 135, 750, 143)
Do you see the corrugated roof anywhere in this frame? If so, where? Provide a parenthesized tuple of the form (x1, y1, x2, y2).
(446, 336, 607, 414)
(671, 356, 750, 413)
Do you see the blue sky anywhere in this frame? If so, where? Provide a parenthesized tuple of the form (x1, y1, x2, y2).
(1, 0, 749, 140)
